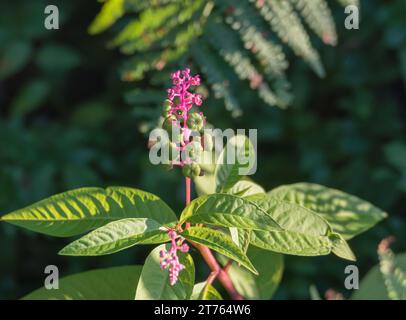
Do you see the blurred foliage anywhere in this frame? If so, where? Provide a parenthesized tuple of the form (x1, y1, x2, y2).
(89, 0, 359, 117)
(0, 0, 405, 299)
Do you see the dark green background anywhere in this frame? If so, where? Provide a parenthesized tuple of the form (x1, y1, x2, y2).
(0, 0, 405, 299)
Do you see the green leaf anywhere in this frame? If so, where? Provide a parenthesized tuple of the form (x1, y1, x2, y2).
(179, 193, 281, 231)
(330, 233, 356, 261)
(352, 253, 406, 300)
(1, 186, 177, 237)
(269, 183, 387, 239)
(181, 226, 257, 274)
(23, 266, 142, 300)
(251, 229, 332, 257)
(215, 135, 256, 192)
(191, 282, 223, 300)
(230, 228, 251, 253)
(247, 194, 341, 257)
(88, 0, 125, 35)
(227, 179, 265, 197)
(221, 247, 284, 300)
(193, 151, 216, 196)
(59, 218, 168, 256)
(228, 179, 264, 254)
(135, 244, 195, 300)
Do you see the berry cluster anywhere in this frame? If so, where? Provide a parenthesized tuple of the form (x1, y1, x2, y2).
(159, 230, 190, 286)
(161, 68, 212, 178)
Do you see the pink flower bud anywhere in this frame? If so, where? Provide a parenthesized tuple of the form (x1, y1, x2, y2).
(193, 94, 202, 106)
(180, 243, 189, 253)
(168, 230, 177, 239)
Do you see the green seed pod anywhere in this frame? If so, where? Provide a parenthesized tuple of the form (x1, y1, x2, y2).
(162, 115, 177, 135)
(162, 99, 172, 117)
(182, 163, 201, 178)
(186, 112, 204, 131)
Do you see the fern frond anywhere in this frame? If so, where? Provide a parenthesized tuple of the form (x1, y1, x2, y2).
(191, 42, 241, 116)
(111, 3, 180, 48)
(119, 0, 204, 54)
(218, 0, 292, 107)
(290, 0, 337, 46)
(89, 0, 126, 35)
(121, 20, 203, 80)
(91, 0, 348, 115)
(257, 0, 325, 77)
(205, 16, 279, 107)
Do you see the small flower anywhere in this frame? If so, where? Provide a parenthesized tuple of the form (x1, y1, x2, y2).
(180, 243, 189, 253)
(190, 75, 200, 86)
(193, 94, 202, 106)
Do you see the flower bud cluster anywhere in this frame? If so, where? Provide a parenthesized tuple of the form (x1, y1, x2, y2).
(161, 68, 213, 178)
(159, 230, 190, 286)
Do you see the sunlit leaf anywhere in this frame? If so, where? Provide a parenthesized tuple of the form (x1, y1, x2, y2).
(1, 186, 177, 237)
(181, 226, 257, 274)
(180, 193, 281, 231)
(269, 183, 387, 239)
(59, 218, 168, 256)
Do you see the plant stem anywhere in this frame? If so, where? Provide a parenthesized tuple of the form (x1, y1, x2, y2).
(185, 177, 191, 229)
(185, 177, 191, 205)
(192, 242, 244, 300)
(184, 177, 243, 300)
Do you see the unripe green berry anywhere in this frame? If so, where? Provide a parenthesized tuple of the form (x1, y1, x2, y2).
(162, 99, 172, 116)
(186, 112, 204, 131)
(162, 115, 177, 135)
(182, 163, 201, 178)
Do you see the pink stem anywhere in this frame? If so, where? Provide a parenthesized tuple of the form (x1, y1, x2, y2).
(186, 177, 191, 205)
(185, 178, 243, 300)
(192, 242, 244, 300)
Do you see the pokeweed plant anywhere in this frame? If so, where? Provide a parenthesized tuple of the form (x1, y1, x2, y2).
(1, 69, 387, 300)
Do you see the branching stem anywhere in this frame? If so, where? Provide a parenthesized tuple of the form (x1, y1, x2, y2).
(185, 177, 243, 300)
